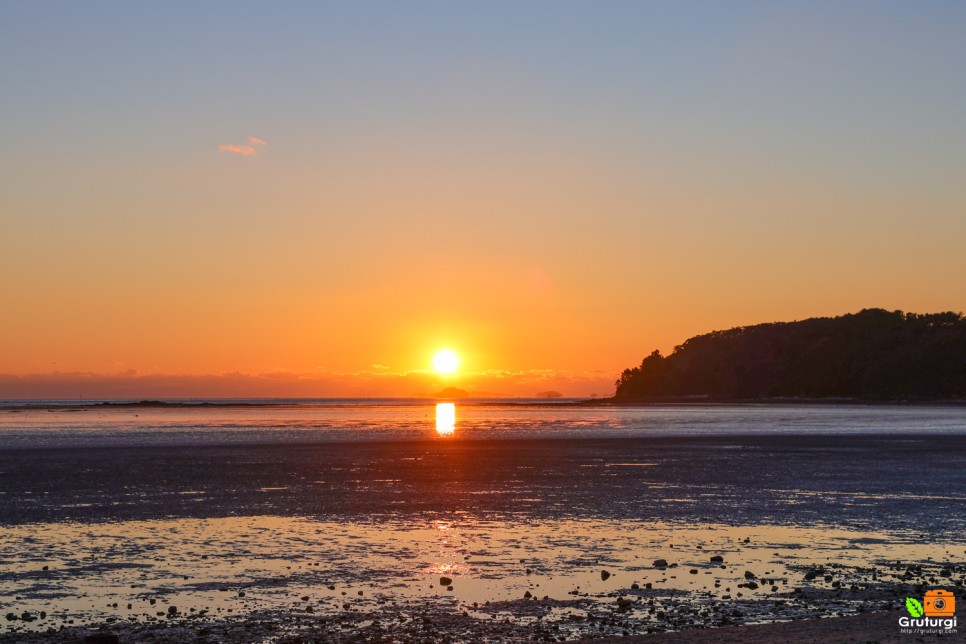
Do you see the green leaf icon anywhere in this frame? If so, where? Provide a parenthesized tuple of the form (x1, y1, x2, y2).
(906, 597, 924, 617)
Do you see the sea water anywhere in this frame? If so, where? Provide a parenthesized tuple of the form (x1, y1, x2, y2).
(1, 400, 965, 448)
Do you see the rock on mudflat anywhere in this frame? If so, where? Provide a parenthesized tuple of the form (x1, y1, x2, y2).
(653, 559, 668, 568)
(710, 555, 724, 563)
(601, 570, 611, 581)
(84, 634, 120, 644)
(439, 576, 453, 586)
(744, 571, 756, 579)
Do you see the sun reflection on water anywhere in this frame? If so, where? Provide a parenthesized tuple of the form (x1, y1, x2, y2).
(435, 403, 455, 436)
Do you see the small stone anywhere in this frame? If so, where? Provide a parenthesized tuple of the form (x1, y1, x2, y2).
(689, 569, 698, 575)
(653, 559, 668, 568)
(238, 591, 246, 597)
(710, 555, 724, 563)
(631, 583, 639, 590)
(744, 571, 756, 579)
(327, 585, 336, 591)
(524, 591, 533, 598)
(601, 570, 611, 581)
(746, 581, 759, 590)
(42, 565, 49, 571)
(440, 576, 453, 586)
(804, 570, 817, 581)
(167, 606, 178, 615)
(149, 598, 156, 605)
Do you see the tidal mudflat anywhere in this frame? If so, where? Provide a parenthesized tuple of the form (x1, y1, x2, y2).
(1, 404, 964, 641)
(1, 516, 964, 642)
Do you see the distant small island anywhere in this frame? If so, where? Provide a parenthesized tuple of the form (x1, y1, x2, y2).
(432, 387, 470, 399)
(613, 309, 966, 402)
(535, 390, 563, 399)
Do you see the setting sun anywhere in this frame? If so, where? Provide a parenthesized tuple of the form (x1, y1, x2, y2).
(432, 349, 460, 375)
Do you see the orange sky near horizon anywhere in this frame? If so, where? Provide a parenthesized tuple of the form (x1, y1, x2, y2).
(2, 4, 964, 399)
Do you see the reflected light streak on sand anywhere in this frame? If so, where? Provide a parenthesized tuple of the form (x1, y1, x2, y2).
(435, 403, 455, 436)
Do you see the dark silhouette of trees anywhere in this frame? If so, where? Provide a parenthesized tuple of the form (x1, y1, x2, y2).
(614, 309, 966, 401)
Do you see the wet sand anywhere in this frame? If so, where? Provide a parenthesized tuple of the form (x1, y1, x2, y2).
(2, 435, 964, 528)
(1, 434, 964, 641)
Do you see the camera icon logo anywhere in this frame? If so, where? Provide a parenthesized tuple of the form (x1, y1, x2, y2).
(924, 589, 955, 617)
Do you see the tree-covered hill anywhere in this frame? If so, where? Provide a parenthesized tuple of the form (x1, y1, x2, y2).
(613, 309, 966, 401)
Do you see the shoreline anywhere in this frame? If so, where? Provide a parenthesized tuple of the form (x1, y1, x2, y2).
(0, 609, 948, 643)
(2, 397, 966, 412)
(585, 610, 948, 643)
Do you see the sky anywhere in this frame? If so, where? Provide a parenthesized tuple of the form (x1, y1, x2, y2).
(2, 2, 965, 398)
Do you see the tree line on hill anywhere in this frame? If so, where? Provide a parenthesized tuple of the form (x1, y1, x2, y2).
(613, 309, 966, 401)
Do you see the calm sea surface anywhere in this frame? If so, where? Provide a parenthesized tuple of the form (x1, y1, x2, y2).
(1, 400, 965, 448)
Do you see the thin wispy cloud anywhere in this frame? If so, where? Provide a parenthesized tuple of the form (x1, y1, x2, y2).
(218, 144, 257, 157)
(218, 136, 266, 157)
